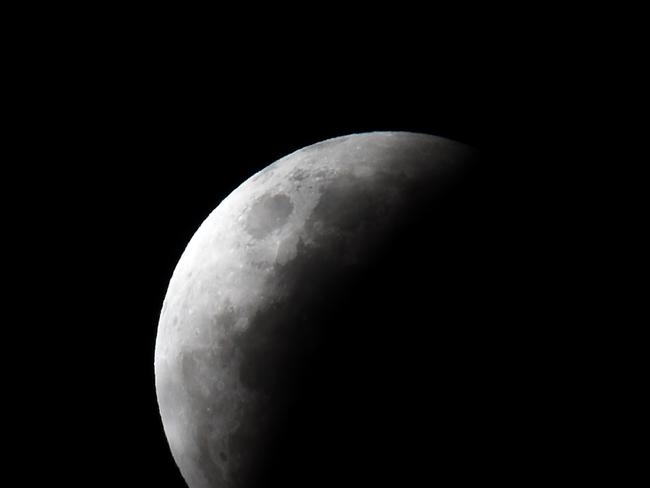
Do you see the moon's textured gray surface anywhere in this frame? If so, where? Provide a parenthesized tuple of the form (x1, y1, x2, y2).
(154, 132, 476, 488)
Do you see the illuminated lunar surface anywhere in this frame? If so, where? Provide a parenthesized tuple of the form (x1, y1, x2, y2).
(154, 132, 476, 488)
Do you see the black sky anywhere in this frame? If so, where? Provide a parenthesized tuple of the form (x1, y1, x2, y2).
(84, 81, 540, 487)
(34, 20, 603, 486)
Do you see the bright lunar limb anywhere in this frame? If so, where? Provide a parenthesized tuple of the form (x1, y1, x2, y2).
(154, 132, 477, 488)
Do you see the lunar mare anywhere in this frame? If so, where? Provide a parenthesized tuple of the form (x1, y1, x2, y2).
(154, 132, 476, 488)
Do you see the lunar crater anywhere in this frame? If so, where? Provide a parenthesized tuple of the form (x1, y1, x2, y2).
(244, 193, 293, 239)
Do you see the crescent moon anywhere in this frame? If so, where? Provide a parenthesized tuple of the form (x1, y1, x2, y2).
(155, 132, 476, 488)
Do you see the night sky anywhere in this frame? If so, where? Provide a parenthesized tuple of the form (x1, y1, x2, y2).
(43, 28, 593, 487)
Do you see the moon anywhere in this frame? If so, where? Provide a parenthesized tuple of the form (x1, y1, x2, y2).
(154, 132, 477, 488)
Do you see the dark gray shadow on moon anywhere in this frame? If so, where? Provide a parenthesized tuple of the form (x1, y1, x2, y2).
(208, 156, 530, 487)
(157, 134, 548, 487)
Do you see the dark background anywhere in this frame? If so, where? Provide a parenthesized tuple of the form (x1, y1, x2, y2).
(30, 17, 612, 486)
(84, 80, 552, 487)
